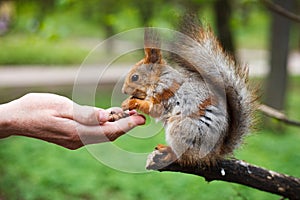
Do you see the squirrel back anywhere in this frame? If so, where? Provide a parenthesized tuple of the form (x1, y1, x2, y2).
(172, 15, 255, 157)
(122, 15, 256, 167)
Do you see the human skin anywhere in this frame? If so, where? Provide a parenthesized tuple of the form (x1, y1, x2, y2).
(0, 93, 145, 149)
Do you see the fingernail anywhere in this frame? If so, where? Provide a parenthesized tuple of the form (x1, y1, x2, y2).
(138, 114, 146, 121)
(133, 114, 146, 125)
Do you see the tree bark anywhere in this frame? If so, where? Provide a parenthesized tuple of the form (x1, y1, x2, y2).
(265, 0, 293, 111)
(259, 104, 300, 127)
(261, 0, 300, 23)
(155, 159, 300, 200)
(213, 0, 236, 57)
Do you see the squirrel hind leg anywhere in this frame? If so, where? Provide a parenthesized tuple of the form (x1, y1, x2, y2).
(146, 144, 178, 170)
(145, 144, 220, 170)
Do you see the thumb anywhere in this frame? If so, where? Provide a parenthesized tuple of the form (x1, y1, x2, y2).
(103, 114, 146, 140)
(118, 114, 146, 132)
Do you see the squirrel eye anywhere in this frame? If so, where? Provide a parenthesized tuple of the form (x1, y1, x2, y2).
(131, 74, 139, 82)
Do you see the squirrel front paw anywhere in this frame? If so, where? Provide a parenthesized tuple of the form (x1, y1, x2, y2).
(122, 98, 153, 115)
(146, 144, 178, 170)
(121, 98, 138, 111)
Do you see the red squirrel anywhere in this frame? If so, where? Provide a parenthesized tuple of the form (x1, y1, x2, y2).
(121, 15, 256, 169)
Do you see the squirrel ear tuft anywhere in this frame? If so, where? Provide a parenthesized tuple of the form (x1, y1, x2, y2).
(144, 28, 163, 64)
(144, 48, 162, 64)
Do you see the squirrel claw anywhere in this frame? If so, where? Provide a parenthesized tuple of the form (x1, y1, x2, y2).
(146, 145, 177, 170)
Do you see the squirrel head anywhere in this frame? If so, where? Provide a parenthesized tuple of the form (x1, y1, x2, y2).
(122, 28, 168, 100)
(122, 48, 166, 100)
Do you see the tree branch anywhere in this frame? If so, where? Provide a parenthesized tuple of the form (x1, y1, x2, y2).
(258, 104, 300, 127)
(155, 159, 300, 200)
(261, 0, 300, 23)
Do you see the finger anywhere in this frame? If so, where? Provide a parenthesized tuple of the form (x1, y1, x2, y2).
(109, 114, 146, 134)
(76, 114, 146, 144)
(98, 109, 110, 123)
(101, 108, 137, 123)
(105, 107, 137, 115)
(72, 104, 100, 125)
(128, 110, 138, 115)
(105, 107, 123, 114)
(105, 114, 146, 141)
(99, 108, 130, 123)
(71, 105, 135, 125)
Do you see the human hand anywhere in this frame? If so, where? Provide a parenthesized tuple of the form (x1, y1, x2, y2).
(0, 93, 146, 149)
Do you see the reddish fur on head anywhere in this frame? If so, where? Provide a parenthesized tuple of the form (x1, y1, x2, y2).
(122, 28, 166, 109)
(144, 48, 163, 64)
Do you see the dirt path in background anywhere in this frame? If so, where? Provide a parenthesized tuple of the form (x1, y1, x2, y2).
(0, 49, 299, 88)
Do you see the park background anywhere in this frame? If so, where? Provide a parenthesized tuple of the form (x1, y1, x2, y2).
(0, 0, 300, 199)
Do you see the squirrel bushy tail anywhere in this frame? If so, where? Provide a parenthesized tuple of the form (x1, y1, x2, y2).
(169, 14, 255, 156)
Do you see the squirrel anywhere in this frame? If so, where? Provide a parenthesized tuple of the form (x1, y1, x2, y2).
(121, 15, 256, 169)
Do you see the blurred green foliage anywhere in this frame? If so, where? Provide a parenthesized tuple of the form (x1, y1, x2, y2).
(0, 0, 289, 65)
(0, 34, 90, 64)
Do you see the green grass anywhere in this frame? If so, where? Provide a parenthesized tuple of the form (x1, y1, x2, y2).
(3, 131, 297, 200)
(0, 77, 300, 200)
(0, 34, 91, 65)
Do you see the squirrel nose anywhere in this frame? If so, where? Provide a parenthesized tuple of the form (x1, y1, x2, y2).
(121, 85, 129, 95)
(122, 88, 127, 95)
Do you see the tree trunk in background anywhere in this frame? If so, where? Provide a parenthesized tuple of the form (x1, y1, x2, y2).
(134, 0, 155, 26)
(213, 0, 236, 57)
(265, 0, 293, 111)
(104, 25, 114, 55)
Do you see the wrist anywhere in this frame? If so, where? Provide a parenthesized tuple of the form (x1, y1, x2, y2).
(0, 102, 16, 138)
